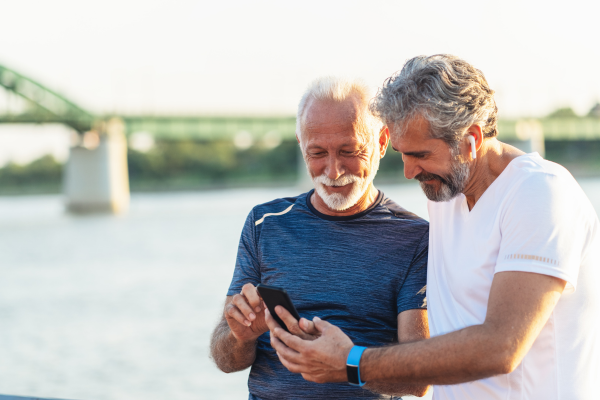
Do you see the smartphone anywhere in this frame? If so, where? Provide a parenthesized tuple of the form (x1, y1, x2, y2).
(256, 284, 301, 333)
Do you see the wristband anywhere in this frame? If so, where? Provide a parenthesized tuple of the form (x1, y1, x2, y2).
(346, 345, 367, 386)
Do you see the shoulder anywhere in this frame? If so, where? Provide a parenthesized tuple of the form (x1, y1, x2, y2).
(498, 154, 597, 225)
(504, 154, 583, 201)
(378, 195, 429, 231)
(248, 192, 308, 224)
(507, 153, 575, 185)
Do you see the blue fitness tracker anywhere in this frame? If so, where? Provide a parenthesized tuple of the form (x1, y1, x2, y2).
(346, 345, 367, 386)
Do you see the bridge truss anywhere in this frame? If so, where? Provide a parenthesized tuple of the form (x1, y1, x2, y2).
(0, 64, 94, 133)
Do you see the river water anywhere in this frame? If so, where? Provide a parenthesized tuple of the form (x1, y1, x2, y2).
(0, 179, 599, 400)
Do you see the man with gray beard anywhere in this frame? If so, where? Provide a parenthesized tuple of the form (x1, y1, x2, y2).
(267, 55, 600, 400)
(210, 77, 431, 399)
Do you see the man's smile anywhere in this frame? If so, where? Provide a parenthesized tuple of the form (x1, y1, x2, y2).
(324, 183, 353, 193)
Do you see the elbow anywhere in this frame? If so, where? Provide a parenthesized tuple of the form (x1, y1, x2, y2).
(489, 347, 522, 375)
(210, 355, 228, 373)
(494, 356, 520, 375)
(411, 385, 430, 398)
(211, 356, 246, 374)
(217, 364, 238, 374)
(480, 330, 524, 376)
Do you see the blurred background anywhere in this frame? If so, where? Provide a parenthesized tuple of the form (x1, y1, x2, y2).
(0, 1, 599, 399)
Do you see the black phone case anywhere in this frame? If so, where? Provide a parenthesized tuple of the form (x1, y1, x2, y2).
(256, 284, 300, 333)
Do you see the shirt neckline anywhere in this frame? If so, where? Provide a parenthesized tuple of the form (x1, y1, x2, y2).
(305, 189, 384, 221)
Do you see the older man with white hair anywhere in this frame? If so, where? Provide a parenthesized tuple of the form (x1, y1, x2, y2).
(210, 77, 431, 399)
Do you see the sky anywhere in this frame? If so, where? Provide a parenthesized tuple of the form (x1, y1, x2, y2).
(0, 0, 599, 163)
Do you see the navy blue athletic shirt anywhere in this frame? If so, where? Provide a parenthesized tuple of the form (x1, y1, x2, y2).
(227, 190, 429, 399)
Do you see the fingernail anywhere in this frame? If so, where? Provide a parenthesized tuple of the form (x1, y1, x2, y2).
(255, 306, 261, 313)
(265, 308, 270, 315)
(249, 313, 255, 320)
(245, 320, 251, 326)
(314, 316, 321, 321)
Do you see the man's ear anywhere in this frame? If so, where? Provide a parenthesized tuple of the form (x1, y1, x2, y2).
(379, 126, 390, 158)
(466, 125, 484, 152)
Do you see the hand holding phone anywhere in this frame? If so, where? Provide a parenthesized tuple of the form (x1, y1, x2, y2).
(257, 284, 301, 333)
(257, 284, 320, 341)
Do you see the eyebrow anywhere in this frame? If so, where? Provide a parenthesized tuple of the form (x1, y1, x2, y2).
(391, 146, 431, 157)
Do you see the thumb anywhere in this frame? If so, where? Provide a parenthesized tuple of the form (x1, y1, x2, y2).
(313, 316, 330, 333)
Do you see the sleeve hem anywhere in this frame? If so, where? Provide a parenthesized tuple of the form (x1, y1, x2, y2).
(397, 305, 427, 314)
(495, 261, 577, 293)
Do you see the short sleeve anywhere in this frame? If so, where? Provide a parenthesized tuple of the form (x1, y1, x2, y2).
(495, 172, 590, 293)
(227, 210, 261, 296)
(397, 227, 429, 313)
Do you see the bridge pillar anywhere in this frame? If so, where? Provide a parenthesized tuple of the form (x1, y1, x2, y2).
(63, 118, 130, 213)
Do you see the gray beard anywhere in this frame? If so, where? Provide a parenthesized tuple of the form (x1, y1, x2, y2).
(417, 157, 471, 202)
(308, 154, 380, 211)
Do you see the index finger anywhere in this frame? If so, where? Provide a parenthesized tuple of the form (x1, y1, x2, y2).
(265, 307, 282, 331)
(241, 283, 262, 312)
(274, 305, 300, 332)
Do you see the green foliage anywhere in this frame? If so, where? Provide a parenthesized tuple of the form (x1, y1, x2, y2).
(0, 155, 63, 193)
(127, 139, 300, 188)
(547, 107, 578, 118)
(588, 103, 600, 118)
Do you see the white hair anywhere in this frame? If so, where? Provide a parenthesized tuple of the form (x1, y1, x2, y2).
(295, 76, 382, 143)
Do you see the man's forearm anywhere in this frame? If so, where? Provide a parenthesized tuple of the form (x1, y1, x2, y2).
(365, 382, 429, 398)
(209, 319, 258, 373)
(362, 324, 510, 386)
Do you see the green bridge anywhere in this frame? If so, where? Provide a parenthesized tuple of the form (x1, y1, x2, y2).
(2, 63, 600, 142)
(1, 62, 599, 214)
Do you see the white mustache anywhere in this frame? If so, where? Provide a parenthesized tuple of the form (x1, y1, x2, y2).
(313, 174, 361, 187)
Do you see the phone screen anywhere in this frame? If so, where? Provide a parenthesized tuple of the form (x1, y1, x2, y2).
(256, 284, 300, 333)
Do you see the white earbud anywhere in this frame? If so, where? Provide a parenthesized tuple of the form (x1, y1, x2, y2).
(468, 135, 477, 159)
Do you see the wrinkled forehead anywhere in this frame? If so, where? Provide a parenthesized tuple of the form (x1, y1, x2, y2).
(303, 97, 361, 127)
(301, 96, 371, 143)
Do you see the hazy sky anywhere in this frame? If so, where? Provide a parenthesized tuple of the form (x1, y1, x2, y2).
(1, 0, 599, 119)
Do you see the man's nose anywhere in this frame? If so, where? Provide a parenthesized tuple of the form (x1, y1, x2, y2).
(402, 155, 422, 180)
(325, 155, 345, 180)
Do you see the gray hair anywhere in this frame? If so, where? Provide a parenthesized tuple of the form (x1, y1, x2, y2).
(296, 76, 382, 143)
(370, 54, 498, 150)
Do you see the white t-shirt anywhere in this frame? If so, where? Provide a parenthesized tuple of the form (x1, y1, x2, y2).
(427, 153, 600, 400)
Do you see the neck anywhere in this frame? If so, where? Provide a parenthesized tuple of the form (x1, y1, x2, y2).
(462, 138, 525, 210)
(311, 183, 379, 217)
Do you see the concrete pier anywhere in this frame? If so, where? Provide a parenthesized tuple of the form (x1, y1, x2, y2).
(63, 118, 130, 213)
